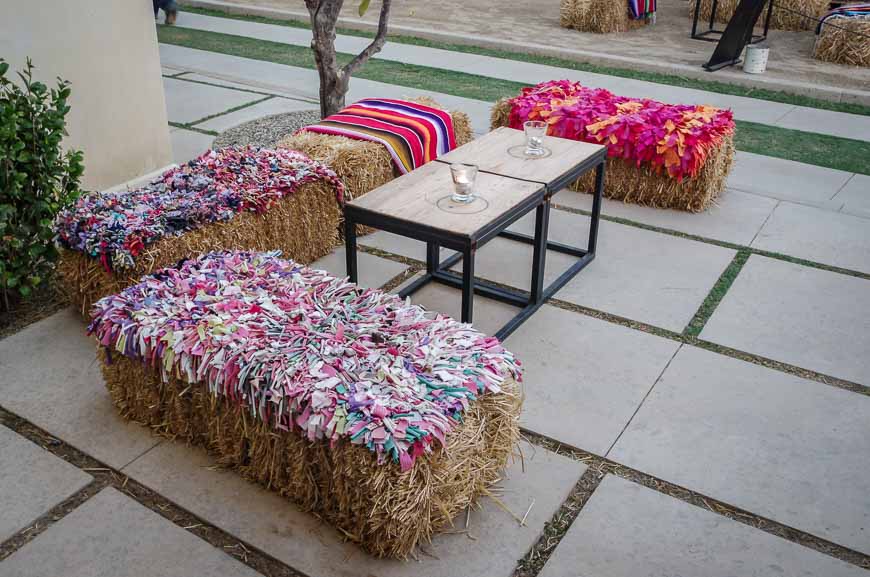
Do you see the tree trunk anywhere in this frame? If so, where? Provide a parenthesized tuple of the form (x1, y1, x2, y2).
(305, 0, 392, 118)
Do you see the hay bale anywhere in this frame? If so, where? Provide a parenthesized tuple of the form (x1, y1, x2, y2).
(559, 0, 648, 33)
(277, 99, 473, 206)
(690, 0, 829, 31)
(101, 356, 521, 558)
(814, 16, 870, 67)
(91, 251, 522, 559)
(57, 180, 340, 317)
(491, 98, 735, 212)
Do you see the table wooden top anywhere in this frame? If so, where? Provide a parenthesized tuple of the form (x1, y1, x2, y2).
(435, 126, 605, 186)
(346, 160, 542, 239)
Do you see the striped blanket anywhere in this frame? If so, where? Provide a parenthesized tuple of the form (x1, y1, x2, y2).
(299, 98, 457, 174)
(816, 2, 870, 33)
(629, 0, 656, 20)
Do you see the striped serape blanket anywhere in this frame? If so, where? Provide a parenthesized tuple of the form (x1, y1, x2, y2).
(629, 0, 656, 20)
(299, 98, 457, 174)
(816, 2, 870, 33)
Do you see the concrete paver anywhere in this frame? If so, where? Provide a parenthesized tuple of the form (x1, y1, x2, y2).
(311, 247, 408, 289)
(122, 439, 585, 577)
(163, 75, 261, 124)
(751, 201, 870, 274)
(832, 174, 870, 219)
(610, 345, 870, 554)
(701, 255, 870, 385)
(193, 95, 317, 132)
(727, 151, 853, 206)
(540, 474, 867, 577)
(170, 127, 214, 164)
(0, 309, 161, 469)
(466, 209, 736, 332)
(0, 487, 261, 577)
(0, 425, 92, 543)
(504, 305, 681, 455)
(554, 186, 778, 246)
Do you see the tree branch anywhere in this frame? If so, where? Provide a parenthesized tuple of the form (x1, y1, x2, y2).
(341, 0, 392, 78)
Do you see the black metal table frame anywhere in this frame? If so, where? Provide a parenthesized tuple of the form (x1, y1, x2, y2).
(690, 0, 773, 43)
(344, 151, 607, 341)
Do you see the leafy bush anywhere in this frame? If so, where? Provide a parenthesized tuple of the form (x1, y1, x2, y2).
(0, 58, 83, 309)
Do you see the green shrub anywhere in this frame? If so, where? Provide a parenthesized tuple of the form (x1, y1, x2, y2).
(0, 58, 84, 310)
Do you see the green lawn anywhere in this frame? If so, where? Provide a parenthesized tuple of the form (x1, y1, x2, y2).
(158, 25, 870, 176)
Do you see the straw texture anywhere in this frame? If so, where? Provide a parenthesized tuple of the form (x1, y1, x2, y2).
(100, 354, 522, 558)
(560, 0, 648, 33)
(814, 16, 870, 67)
(491, 98, 734, 212)
(690, 0, 828, 30)
(58, 181, 340, 317)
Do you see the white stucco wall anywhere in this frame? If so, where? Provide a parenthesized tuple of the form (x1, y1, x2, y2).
(0, 0, 172, 190)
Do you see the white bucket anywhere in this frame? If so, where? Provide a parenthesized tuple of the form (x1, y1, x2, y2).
(743, 44, 769, 74)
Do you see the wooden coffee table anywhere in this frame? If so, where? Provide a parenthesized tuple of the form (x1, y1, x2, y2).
(344, 127, 607, 340)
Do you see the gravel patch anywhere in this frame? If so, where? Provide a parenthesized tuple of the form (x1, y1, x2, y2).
(212, 109, 321, 149)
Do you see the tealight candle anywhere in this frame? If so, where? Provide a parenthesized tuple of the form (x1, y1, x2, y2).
(450, 163, 478, 203)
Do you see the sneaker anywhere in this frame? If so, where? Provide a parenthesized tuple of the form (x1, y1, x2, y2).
(165, 9, 177, 25)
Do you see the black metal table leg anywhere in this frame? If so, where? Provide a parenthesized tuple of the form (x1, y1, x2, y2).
(344, 216, 358, 283)
(461, 243, 475, 324)
(426, 241, 440, 275)
(588, 161, 605, 256)
(530, 199, 551, 304)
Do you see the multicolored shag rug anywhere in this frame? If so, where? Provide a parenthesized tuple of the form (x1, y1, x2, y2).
(54, 147, 344, 272)
(89, 250, 522, 471)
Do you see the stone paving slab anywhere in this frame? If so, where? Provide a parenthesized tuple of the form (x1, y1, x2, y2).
(0, 487, 261, 577)
(181, 72, 317, 101)
(701, 256, 870, 385)
(751, 202, 870, 274)
(122, 439, 585, 577)
(503, 305, 680, 455)
(177, 11, 870, 140)
(553, 187, 778, 246)
(170, 127, 214, 164)
(832, 174, 870, 219)
(311, 247, 408, 289)
(609, 345, 870, 554)
(194, 95, 317, 132)
(0, 425, 92, 543)
(540, 474, 867, 577)
(163, 76, 261, 124)
(0, 309, 161, 469)
(727, 151, 853, 206)
(464, 209, 736, 332)
(360, 230, 453, 262)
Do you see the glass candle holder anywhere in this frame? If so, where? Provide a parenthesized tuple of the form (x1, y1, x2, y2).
(450, 163, 478, 203)
(523, 120, 547, 157)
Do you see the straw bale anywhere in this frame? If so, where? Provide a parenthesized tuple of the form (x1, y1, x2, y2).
(814, 16, 870, 67)
(491, 98, 735, 212)
(560, 0, 648, 33)
(100, 352, 522, 559)
(58, 180, 341, 318)
(690, 0, 829, 31)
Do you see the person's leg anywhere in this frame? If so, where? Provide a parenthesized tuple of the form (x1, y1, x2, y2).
(164, 0, 178, 25)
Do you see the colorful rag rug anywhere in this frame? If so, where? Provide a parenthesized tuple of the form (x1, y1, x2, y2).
(89, 251, 522, 471)
(298, 98, 458, 174)
(505, 80, 735, 181)
(53, 147, 344, 272)
(816, 2, 870, 33)
(629, 0, 656, 20)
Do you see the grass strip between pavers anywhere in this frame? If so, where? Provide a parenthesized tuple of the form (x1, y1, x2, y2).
(683, 249, 751, 337)
(157, 25, 870, 176)
(178, 5, 870, 118)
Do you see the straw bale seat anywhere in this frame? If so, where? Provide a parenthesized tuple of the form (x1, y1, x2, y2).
(814, 15, 870, 67)
(277, 97, 473, 214)
(55, 147, 344, 317)
(560, 0, 650, 33)
(91, 251, 523, 559)
(491, 80, 735, 212)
